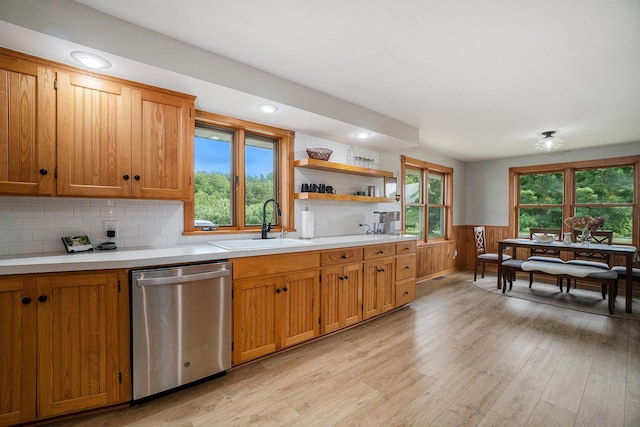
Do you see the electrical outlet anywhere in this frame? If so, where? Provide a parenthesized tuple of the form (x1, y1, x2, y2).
(316, 219, 327, 230)
(104, 220, 119, 238)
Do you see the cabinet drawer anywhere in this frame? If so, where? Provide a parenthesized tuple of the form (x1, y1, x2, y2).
(364, 243, 395, 260)
(396, 278, 416, 306)
(233, 252, 321, 279)
(396, 240, 417, 255)
(396, 254, 416, 281)
(321, 247, 363, 266)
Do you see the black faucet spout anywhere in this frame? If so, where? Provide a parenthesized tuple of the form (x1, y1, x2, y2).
(261, 198, 282, 239)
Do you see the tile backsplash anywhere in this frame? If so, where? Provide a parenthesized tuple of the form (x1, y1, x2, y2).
(0, 196, 188, 256)
(0, 134, 401, 256)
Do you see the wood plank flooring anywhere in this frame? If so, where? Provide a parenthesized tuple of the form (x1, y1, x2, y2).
(54, 271, 640, 426)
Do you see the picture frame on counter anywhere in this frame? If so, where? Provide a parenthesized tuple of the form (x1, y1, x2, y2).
(62, 235, 94, 253)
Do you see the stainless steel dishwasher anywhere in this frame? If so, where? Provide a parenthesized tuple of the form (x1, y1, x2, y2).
(131, 261, 232, 401)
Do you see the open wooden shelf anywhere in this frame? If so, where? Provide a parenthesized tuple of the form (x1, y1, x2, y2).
(294, 192, 394, 203)
(294, 158, 394, 178)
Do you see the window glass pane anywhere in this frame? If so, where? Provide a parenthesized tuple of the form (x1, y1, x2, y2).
(405, 206, 423, 238)
(518, 208, 563, 236)
(519, 173, 563, 204)
(193, 127, 233, 227)
(575, 206, 633, 244)
(428, 173, 443, 205)
(575, 166, 634, 204)
(428, 207, 444, 238)
(405, 168, 422, 204)
(244, 134, 276, 226)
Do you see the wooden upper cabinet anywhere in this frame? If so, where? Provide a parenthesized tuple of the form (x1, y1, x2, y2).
(131, 89, 194, 200)
(56, 72, 132, 197)
(0, 56, 56, 196)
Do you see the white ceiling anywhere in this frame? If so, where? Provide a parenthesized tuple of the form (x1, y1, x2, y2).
(2, 0, 640, 161)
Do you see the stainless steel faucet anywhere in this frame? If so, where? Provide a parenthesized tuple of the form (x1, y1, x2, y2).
(261, 198, 282, 239)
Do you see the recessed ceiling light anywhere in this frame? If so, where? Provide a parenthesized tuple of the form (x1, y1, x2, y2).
(256, 104, 279, 113)
(535, 130, 564, 152)
(70, 51, 112, 69)
(354, 131, 372, 139)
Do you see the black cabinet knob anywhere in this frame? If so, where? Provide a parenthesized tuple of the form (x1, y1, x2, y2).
(276, 288, 281, 294)
(22, 297, 32, 304)
(404, 291, 409, 295)
(38, 295, 48, 303)
(341, 254, 347, 259)
(123, 174, 130, 180)
(39, 168, 48, 175)
(339, 276, 344, 281)
(283, 287, 288, 292)
(134, 175, 140, 181)
(378, 250, 384, 254)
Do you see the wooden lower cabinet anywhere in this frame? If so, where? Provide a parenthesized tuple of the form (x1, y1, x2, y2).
(363, 257, 396, 319)
(232, 242, 417, 365)
(320, 262, 363, 334)
(232, 269, 320, 365)
(0, 270, 130, 426)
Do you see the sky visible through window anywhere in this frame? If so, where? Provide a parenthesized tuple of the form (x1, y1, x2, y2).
(194, 137, 273, 176)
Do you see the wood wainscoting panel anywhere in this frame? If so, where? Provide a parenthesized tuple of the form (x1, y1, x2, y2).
(455, 225, 512, 271)
(416, 240, 457, 281)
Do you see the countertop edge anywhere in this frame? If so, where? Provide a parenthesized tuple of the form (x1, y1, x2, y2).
(0, 235, 418, 276)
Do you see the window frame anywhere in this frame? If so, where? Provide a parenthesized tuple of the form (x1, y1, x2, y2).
(401, 155, 453, 244)
(183, 110, 295, 235)
(509, 155, 640, 247)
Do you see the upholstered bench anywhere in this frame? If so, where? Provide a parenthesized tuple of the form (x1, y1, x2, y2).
(519, 260, 618, 314)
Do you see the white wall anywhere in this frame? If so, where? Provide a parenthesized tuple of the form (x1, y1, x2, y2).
(465, 141, 640, 226)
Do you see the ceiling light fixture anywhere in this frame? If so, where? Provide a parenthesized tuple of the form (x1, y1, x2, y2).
(535, 130, 564, 152)
(70, 51, 112, 69)
(354, 131, 372, 139)
(256, 104, 279, 113)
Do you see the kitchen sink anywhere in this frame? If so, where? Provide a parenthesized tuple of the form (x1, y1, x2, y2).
(208, 238, 314, 251)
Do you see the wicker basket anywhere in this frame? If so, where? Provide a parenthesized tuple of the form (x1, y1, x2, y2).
(306, 148, 333, 161)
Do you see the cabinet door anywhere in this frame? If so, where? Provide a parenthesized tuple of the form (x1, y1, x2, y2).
(363, 257, 395, 319)
(35, 271, 121, 418)
(321, 263, 363, 334)
(379, 258, 396, 313)
(56, 72, 132, 197)
(0, 276, 36, 426)
(0, 56, 55, 196)
(233, 275, 280, 365)
(280, 270, 319, 348)
(131, 89, 194, 200)
(320, 266, 342, 334)
(341, 262, 363, 327)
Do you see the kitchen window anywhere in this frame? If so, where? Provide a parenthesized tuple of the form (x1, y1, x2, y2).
(401, 155, 453, 242)
(184, 111, 294, 234)
(510, 156, 639, 245)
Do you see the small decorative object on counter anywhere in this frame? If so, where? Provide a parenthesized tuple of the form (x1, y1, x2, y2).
(563, 232, 572, 245)
(306, 147, 333, 161)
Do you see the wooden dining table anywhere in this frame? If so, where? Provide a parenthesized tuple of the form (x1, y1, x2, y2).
(497, 238, 638, 313)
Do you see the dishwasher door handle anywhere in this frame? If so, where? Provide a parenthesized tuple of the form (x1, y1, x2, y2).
(136, 269, 230, 287)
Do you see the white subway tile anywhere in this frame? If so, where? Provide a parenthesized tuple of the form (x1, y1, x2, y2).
(55, 217, 82, 228)
(74, 207, 102, 217)
(45, 206, 74, 217)
(63, 198, 91, 207)
(12, 206, 44, 217)
(10, 240, 43, 255)
(33, 228, 63, 241)
(124, 207, 148, 217)
(101, 206, 126, 217)
(0, 218, 22, 230)
(24, 217, 54, 229)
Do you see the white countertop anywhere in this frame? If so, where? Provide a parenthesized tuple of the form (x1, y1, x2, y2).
(0, 234, 417, 275)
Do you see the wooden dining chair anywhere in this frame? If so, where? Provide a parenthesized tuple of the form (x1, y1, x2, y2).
(567, 230, 614, 295)
(610, 266, 640, 302)
(528, 227, 563, 288)
(473, 226, 511, 281)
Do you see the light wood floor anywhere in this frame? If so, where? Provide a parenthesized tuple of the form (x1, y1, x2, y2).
(55, 271, 640, 427)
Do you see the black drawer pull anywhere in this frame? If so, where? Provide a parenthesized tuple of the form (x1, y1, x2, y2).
(38, 295, 48, 303)
(22, 297, 32, 304)
(341, 254, 347, 259)
(123, 174, 130, 180)
(39, 168, 48, 175)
